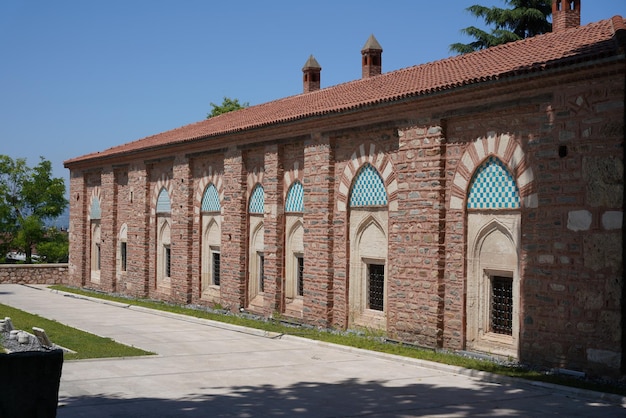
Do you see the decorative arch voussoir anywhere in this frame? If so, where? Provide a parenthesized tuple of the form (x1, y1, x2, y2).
(450, 133, 536, 210)
(246, 168, 264, 200)
(151, 173, 173, 218)
(337, 141, 397, 212)
(195, 168, 224, 224)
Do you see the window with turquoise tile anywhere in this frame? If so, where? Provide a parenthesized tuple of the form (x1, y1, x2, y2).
(156, 188, 171, 213)
(467, 156, 520, 209)
(285, 181, 303, 213)
(201, 184, 220, 212)
(249, 184, 264, 214)
(90, 197, 101, 220)
(349, 163, 387, 207)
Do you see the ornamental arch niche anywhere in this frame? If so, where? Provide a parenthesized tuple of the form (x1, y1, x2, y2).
(347, 162, 389, 330)
(451, 133, 537, 359)
(155, 187, 172, 288)
(247, 183, 265, 308)
(199, 181, 222, 300)
(88, 188, 102, 283)
(284, 180, 304, 315)
(337, 142, 397, 330)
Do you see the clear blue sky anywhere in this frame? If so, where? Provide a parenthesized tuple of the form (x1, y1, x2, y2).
(1, 0, 624, 188)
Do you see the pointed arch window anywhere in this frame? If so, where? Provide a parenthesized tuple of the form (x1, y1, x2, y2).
(201, 184, 220, 212)
(90, 197, 101, 220)
(285, 180, 304, 314)
(350, 163, 387, 207)
(118, 223, 128, 273)
(285, 181, 303, 213)
(248, 183, 265, 308)
(156, 188, 172, 213)
(348, 163, 388, 330)
(467, 157, 520, 209)
(156, 187, 172, 287)
(249, 184, 265, 214)
(90, 196, 101, 282)
(201, 183, 222, 299)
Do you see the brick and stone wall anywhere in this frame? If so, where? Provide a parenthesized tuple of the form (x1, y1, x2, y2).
(0, 264, 68, 285)
(64, 59, 624, 377)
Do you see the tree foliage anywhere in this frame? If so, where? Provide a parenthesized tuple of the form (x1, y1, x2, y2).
(207, 96, 249, 119)
(36, 228, 69, 263)
(450, 0, 552, 54)
(0, 155, 68, 263)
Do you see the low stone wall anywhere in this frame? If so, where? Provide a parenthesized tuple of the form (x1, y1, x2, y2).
(0, 264, 68, 285)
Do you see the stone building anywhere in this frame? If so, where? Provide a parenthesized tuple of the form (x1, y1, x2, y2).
(65, 1, 625, 377)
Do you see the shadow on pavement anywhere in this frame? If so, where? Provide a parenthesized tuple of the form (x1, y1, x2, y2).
(58, 377, 616, 417)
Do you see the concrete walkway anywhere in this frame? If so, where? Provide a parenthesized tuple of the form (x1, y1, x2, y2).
(0, 284, 624, 417)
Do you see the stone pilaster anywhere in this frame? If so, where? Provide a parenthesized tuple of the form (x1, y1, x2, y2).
(67, 170, 86, 287)
(99, 167, 116, 292)
(171, 155, 194, 304)
(303, 133, 335, 327)
(262, 145, 284, 315)
(221, 147, 247, 311)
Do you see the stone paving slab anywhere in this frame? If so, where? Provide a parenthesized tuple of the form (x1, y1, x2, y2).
(0, 284, 624, 417)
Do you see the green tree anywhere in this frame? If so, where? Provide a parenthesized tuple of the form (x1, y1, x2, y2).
(206, 97, 249, 119)
(0, 155, 67, 263)
(450, 0, 552, 54)
(36, 228, 69, 263)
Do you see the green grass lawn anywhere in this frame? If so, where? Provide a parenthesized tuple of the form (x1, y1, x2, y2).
(49, 285, 626, 396)
(1, 303, 154, 360)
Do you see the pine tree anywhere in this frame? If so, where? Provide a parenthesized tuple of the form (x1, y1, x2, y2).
(450, 0, 552, 54)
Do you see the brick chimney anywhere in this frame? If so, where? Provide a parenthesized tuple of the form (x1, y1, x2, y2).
(361, 34, 382, 78)
(302, 55, 321, 93)
(552, 0, 581, 32)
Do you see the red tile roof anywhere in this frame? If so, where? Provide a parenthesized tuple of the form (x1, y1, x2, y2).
(65, 16, 625, 166)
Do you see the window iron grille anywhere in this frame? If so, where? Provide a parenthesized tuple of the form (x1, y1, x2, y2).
(165, 246, 171, 278)
(491, 276, 513, 335)
(368, 264, 385, 311)
(121, 242, 127, 272)
(212, 251, 221, 286)
(259, 254, 265, 292)
(297, 256, 304, 296)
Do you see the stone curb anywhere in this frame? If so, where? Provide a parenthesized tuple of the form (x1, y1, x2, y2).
(36, 285, 626, 407)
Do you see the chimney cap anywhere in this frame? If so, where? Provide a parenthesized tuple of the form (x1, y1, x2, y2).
(361, 34, 383, 52)
(302, 54, 321, 71)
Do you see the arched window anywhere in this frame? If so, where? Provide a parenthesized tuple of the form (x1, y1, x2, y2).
(466, 156, 521, 359)
(467, 156, 520, 209)
(201, 183, 221, 299)
(90, 197, 102, 220)
(201, 184, 220, 212)
(350, 163, 387, 207)
(349, 163, 388, 330)
(90, 196, 102, 282)
(156, 188, 172, 213)
(285, 181, 303, 213)
(249, 184, 265, 214)
(117, 223, 128, 274)
(157, 220, 171, 283)
(284, 181, 304, 315)
(248, 184, 264, 308)
(156, 188, 172, 287)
